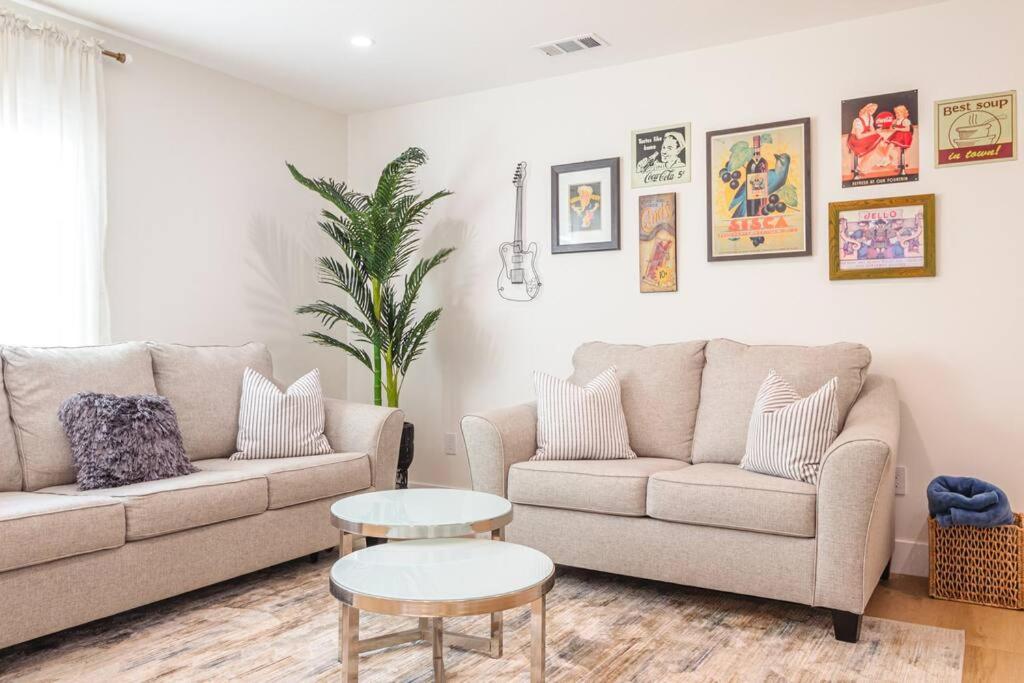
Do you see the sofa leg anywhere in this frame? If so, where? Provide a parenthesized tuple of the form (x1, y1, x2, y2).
(832, 610, 862, 643)
(881, 559, 892, 581)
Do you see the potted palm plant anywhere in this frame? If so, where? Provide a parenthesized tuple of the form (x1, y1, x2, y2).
(287, 147, 453, 488)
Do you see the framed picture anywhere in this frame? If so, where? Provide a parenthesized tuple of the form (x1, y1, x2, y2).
(550, 157, 620, 253)
(706, 118, 811, 261)
(630, 123, 691, 188)
(829, 194, 935, 280)
(639, 192, 676, 293)
(935, 90, 1017, 167)
(841, 90, 920, 187)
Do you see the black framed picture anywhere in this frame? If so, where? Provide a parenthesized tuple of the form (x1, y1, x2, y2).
(550, 157, 620, 253)
(705, 118, 812, 261)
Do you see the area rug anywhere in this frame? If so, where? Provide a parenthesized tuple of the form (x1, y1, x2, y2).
(0, 558, 963, 682)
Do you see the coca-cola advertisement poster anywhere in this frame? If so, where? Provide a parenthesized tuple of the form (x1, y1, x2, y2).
(829, 194, 935, 281)
(935, 91, 1016, 167)
(638, 192, 676, 293)
(841, 89, 920, 187)
(705, 118, 811, 261)
(630, 123, 691, 188)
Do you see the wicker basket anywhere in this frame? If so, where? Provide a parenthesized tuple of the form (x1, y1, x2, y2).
(928, 512, 1024, 609)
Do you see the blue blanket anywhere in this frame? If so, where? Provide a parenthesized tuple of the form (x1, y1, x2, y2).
(927, 476, 1014, 528)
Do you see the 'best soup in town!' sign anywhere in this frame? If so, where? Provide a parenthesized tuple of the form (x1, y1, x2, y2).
(935, 91, 1017, 167)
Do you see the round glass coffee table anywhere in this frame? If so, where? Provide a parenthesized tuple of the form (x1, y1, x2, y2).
(331, 538, 554, 682)
(329, 490, 517, 671)
(330, 488, 513, 546)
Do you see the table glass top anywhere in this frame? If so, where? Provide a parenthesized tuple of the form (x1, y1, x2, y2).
(330, 538, 553, 602)
(331, 489, 512, 536)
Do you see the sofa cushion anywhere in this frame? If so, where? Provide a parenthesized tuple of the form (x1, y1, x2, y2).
(233, 368, 332, 460)
(0, 491, 125, 571)
(1, 343, 158, 490)
(148, 343, 273, 461)
(571, 341, 707, 461)
(646, 463, 817, 537)
(0, 359, 23, 491)
(740, 371, 839, 484)
(533, 368, 636, 461)
(195, 452, 371, 509)
(508, 457, 688, 517)
(40, 470, 268, 541)
(691, 339, 870, 464)
(59, 392, 197, 490)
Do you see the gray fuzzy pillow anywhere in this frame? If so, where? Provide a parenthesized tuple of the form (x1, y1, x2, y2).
(58, 393, 197, 490)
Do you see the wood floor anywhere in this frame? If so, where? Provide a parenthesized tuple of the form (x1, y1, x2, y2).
(866, 574, 1024, 681)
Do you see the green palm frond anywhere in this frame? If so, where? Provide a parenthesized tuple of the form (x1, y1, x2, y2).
(316, 257, 374, 322)
(303, 332, 372, 371)
(296, 301, 375, 345)
(396, 308, 442, 379)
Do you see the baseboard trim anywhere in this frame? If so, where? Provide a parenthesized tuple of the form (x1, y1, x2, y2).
(893, 538, 929, 577)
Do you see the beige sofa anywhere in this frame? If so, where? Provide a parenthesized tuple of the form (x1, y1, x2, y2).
(0, 341, 403, 650)
(462, 339, 898, 643)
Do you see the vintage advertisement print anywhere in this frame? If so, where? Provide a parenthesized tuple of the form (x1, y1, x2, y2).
(829, 194, 936, 281)
(638, 193, 676, 293)
(936, 91, 1016, 167)
(551, 157, 621, 253)
(631, 123, 691, 188)
(842, 90, 920, 187)
(706, 118, 811, 261)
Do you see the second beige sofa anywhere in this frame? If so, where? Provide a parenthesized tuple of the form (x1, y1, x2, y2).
(462, 339, 898, 643)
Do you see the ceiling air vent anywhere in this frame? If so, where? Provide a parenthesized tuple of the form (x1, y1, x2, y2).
(535, 33, 608, 57)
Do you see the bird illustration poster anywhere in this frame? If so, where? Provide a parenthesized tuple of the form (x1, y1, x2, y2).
(935, 91, 1016, 167)
(841, 90, 920, 187)
(638, 193, 676, 293)
(631, 123, 691, 188)
(829, 194, 936, 280)
(705, 118, 811, 261)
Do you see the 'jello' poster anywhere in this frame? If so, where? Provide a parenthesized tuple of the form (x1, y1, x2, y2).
(935, 91, 1016, 167)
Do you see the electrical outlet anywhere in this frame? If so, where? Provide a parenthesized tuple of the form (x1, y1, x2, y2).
(894, 465, 907, 496)
(443, 432, 457, 456)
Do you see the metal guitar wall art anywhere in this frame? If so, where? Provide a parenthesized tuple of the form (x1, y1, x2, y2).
(497, 161, 541, 301)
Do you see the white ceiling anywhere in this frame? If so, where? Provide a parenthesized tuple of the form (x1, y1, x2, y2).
(35, 0, 942, 114)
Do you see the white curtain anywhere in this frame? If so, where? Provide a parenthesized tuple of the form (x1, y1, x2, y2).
(0, 10, 109, 346)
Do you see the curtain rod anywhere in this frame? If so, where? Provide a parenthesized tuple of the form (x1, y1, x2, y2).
(101, 49, 128, 64)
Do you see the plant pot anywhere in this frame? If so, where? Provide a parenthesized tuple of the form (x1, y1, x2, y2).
(396, 421, 414, 489)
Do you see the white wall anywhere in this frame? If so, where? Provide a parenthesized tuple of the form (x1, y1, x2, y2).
(7, 2, 350, 395)
(348, 0, 1024, 575)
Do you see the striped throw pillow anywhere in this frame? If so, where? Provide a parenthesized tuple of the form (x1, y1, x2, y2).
(533, 366, 636, 461)
(740, 370, 838, 484)
(232, 368, 333, 460)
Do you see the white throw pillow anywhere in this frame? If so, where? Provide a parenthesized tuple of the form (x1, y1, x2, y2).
(740, 370, 838, 484)
(533, 366, 636, 461)
(233, 368, 332, 460)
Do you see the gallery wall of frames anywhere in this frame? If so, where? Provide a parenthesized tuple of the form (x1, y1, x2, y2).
(545, 89, 1015, 292)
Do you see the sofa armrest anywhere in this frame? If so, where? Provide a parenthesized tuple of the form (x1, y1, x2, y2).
(323, 398, 405, 491)
(460, 403, 537, 497)
(813, 375, 899, 613)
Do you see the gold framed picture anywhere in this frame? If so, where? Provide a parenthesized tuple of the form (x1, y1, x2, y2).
(829, 194, 935, 280)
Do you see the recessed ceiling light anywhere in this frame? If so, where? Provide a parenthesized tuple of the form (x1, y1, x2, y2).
(350, 36, 374, 48)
